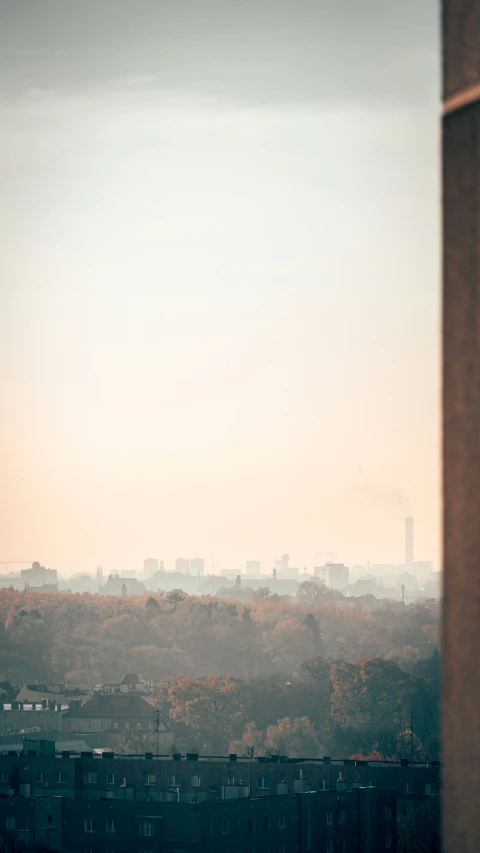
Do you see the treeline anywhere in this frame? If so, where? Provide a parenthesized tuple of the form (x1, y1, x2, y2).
(0, 586, 439, 685)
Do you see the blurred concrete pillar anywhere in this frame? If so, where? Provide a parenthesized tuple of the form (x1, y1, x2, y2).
(443, 1, 480, 851)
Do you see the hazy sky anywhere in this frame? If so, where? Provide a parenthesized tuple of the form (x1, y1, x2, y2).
(0, 1, 440, 575)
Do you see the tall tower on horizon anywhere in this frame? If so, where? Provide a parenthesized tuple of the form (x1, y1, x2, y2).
(405, 516, 414, 568)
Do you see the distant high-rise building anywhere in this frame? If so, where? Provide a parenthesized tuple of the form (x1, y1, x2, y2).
(143, 558, 158, 576)
(405, 517, 414, 567)
(175, 558, 190, 574)
(190, 558, 204, 576)
(245, 560, 260, 576)
(326, 563, 349, 590)
(313, 566, 327, 583)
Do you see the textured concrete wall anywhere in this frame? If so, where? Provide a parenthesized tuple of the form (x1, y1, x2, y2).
(443, 2, 480, 851)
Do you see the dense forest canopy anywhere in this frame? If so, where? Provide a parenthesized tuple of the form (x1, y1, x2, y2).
(0, 588, 440, 761)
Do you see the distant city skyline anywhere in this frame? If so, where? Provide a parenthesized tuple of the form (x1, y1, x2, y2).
(0, 514, 439, 579)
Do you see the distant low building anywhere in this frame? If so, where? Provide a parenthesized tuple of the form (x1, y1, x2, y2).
(348, 578, 377, 597)
(150, 571, 200, 595)
(21, 562, 58, 591)
(100, 674, 153, 696)
(16, 683, 90, 705)
(100, 575, 147, 597)
(62, 692, 173, 748)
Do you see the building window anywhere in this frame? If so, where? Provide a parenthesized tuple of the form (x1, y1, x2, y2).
(84, 773, 97, 784)
(35, 771, 45, 783)
(101, 720, 106, 729)
(318, 779, 327, 791)
(113, 722, 119, 729)
(145, 774, 156, 786)
(385, 806, 392, 821)
(279, 815, 286, 829)
(54, 772, 64, 783)
(402, 782, 412, 794)
(339, 809, 346, 824)
(137, 723, 142, 729)
(168, 774, 182, 786)
(106, 819, 116, 833)
(327, 811, 333, 825)
(424, 783, 432, 795)
(6, 816, 16, 830)
(1, 771, 9, 782)
(84, 818, 95, 833)
(257, 776, 271, 790)
(222, 820, 229, 835)
(125, 722, 130, 730)
(139, 821, 154, 837)
(106, 773, 115, 785)
(191, 775, 201, 787)
(263, 817, 270, 831)
(47, 815, 53, 824)
(385, 836, 392, 850)
(227, 776, 237, 786)
(248, 818, 255, 831)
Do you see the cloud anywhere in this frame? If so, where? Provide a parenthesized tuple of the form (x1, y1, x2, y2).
(0, 1, 439, 109)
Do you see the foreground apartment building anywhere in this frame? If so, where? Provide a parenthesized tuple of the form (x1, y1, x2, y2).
(0, 742, 439, 818)
(0, 740, 440, 851)
(0, 786, 396, 853)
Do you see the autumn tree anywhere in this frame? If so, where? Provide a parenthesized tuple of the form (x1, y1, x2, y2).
(167, 675, 243, 753)
(229, 721, 266, 758)
(265, 716, 324, 758)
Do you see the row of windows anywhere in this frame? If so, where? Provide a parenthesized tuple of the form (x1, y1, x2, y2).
(84, 819, 155, 836)
(209, 816, 287, 835)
